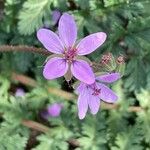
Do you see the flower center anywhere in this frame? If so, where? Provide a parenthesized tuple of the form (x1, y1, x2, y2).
(88, 83, 101, 96)
(92, 88, 101, 96)
(64, 47, 77, 63)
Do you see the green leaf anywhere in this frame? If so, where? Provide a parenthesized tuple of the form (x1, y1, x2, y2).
(14, 52, 33, 73)
(33, 134, 69, 150)
(124, 58, 146, 91)
(103, 0, 127, 7)
(135, 89, 150, 144)
(18, 0, 52, 35)
(111, 125, 143, 150)
(78, 114, 107, 150)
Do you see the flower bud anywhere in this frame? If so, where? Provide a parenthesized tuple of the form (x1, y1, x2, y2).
(100, 53, 116, 72)
(116, 55, 125, 76)
(41, 103, 63, 119)
(15, 88, 25, 97)
(116, 55, 125, 64)
(52, 10, 61, 26)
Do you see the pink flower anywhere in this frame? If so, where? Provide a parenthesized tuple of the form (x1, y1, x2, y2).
(76, 73, 120, 119)
(41, 103, 63, 119)
(47, 103, 63, 117)
(15, 88, 25, 97)
(37, 13, 107, 84)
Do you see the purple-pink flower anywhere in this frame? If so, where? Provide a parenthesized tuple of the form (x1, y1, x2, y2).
(41, 103, 63, 119)
(76, 73, 120, 119)
(15, 88, 25, 97)
(37, 13, 107, 84)
(52, 10, 61, 25)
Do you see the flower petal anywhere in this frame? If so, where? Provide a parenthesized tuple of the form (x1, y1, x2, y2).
(58, 13, 77, 48)
(37, 28, 64, 54)
(88, 95, 100, 115)
(77, 32, 107, 55)
(71, 60, 95, 84)
(75, 82, 85, 94)
(97, 83, 118, 103)
(77, 88, 89, 120)
(52, 10, 61, 25)
(43, 57, 68, 80)
(96, 73, 120, 83)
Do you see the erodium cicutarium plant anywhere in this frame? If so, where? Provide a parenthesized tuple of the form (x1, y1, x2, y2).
(37, 13, 106, 84)
(37, 13, 121, 119)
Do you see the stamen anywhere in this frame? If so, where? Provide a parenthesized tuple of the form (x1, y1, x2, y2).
(89, 83, 101, 96)
(64, 47, 77, 63)
(92, 88, 101, 96)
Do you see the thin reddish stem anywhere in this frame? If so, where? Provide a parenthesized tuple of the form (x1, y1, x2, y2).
(11, 72, 143, 112)
(0, 45, 51, 56)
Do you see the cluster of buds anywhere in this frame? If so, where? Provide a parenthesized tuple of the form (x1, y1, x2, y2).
(99, 53, 116, 72)
(93, 53, 125, 76)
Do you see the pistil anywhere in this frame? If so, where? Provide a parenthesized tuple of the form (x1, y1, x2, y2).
(88, 83, 101, 96)
(64, 47, 77, 63)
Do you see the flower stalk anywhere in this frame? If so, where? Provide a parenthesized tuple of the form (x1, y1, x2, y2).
(11, 72, 143, 113)
(0, 45, 50, 56)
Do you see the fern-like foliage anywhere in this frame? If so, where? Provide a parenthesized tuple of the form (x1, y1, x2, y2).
(0, 0, 150, 149)
(0, 76, 29, 150)
(135, 89, 150, 145)
(77, 113, 107, 150)
(18, 0, 52, 35)
(111, 125, 143, 150)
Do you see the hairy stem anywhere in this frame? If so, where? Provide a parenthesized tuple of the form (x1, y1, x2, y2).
(21, 119, 80, 146)
(22, 119, 50, 133)
(0, 45, 51, 56)
(0, 45, 101, 68)
(12, 72, 75, 100)
(12, 72, 143, 112)
(0, 45, 143, 112)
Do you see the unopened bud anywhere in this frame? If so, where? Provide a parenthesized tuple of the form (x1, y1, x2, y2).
(116, 55, 125, 64)
(100, 52, 112, 65)
(52, 10, 61, 26)
(15, 88, 25, 97)
(116, 55, 125, 76)
(100, 53, 116, 72)
(41, 103, 63, 119)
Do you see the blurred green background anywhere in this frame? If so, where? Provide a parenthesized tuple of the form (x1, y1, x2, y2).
(0, 0, 150, 149)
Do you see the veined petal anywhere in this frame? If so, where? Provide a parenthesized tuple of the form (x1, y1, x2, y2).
(77, 88, 89, 120)
(71, 60, 95, 84)
(75, 82, 86, 94)
(43, 57, 68, 80)
(58, 13, 77, 48)
(96, 73, 120, 83)
(77, 32, 107, 55)
(52, 10, 61, 25)
(97, 83, 118, 103)
(37, 28, 64, 54)
(88, 95, 100, 115)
